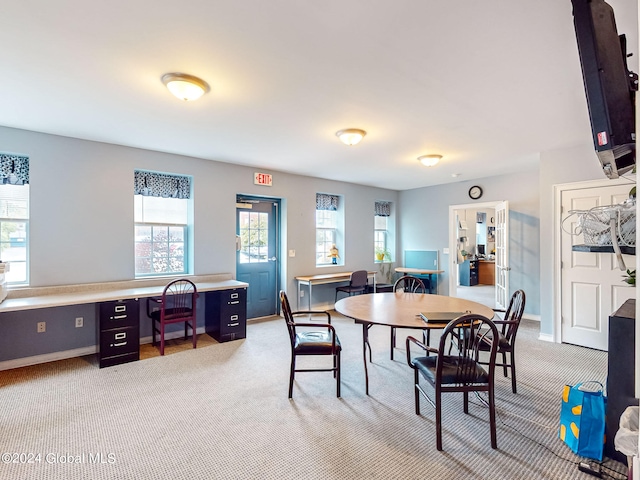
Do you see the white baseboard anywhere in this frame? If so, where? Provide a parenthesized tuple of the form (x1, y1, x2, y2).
(538, 332, 555, 343)
(0, 326, 208, 372)
(0, 346, 98, 371)
(524, 313, 540, 322)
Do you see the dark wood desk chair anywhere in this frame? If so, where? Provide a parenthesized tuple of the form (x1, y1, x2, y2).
(147, 278, 199, 356)
(480, 289, 525, 393)
(280, 291, 341, 398)
(406, 314, 499, 451)
(335, 270, 368, 302)
(390, 275, 426, 360)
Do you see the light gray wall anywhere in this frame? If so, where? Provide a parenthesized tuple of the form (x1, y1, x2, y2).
(398, 168, 541, 316)
(538, 142, 609, 336)
(0, 126, 397, 288)
(0, 125, 397, 361)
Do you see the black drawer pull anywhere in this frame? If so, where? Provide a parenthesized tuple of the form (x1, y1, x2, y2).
(112, 341, 127, 347)
(115, 305, 126, 313)
(115, 332, 126, 340)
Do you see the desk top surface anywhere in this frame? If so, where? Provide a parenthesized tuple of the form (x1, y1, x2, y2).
(0, 279, 248, 313)
(335, 292, 494, 329)
(395, 267, 444, 275)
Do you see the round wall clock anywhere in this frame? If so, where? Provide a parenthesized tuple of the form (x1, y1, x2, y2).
(468, 185, 483, 200)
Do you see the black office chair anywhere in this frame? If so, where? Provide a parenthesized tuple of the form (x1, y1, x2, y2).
(406, 313, 499, 451)
(280, 291, 341, 398)
(147, 278, 199, 356)
(335, 270, 368, 302)
(390, 275, 426, 360)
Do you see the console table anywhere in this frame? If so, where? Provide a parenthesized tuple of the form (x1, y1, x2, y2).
(295, 271, 376, 310)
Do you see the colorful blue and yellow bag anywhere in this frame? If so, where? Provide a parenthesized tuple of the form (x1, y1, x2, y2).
(558, 382, 607, 460)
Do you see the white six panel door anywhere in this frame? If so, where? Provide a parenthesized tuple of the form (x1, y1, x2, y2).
(560, 183, 635, 350)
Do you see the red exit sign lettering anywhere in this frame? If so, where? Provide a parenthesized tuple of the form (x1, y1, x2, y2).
(254, 172, 273, 186)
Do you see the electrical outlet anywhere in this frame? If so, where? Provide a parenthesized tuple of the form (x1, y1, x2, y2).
(37, 321, 46, 333)
(75, 317, 83, 328)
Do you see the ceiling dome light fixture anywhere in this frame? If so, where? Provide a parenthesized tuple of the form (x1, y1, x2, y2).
(161, 73, 210, 101)
(418, 154, 442, 167)
(336, 128, 366, 146)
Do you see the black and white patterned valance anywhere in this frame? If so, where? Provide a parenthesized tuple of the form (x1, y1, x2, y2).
(316, 193, 339, 211)
(0, 153, 29, 185)
(134, 170, 191, 199)
(375, 201, 391, 217)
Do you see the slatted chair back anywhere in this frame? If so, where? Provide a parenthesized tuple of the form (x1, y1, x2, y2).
(393, 275, 426, 294)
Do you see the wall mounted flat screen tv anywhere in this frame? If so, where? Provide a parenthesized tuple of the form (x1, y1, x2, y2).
(571, 0, 638, 179)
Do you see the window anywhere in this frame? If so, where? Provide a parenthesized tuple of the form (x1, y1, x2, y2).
(134, 170, 191, 277)
(0, 153, 30, 285)
(374, 201, 391, 262)
(238, 211, 268, 263)
(316, 193, 342, 266)
(0, 184, 29, 284)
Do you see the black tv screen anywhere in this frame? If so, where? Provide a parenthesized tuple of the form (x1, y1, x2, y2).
(571, 0, 637, 179)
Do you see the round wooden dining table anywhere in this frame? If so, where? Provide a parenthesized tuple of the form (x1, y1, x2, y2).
(334, 292, 494, 394)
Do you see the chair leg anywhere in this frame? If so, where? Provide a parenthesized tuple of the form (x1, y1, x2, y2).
(510, 351, 517, 394)
(192, 321, 197, 349)
(489, 385, 497, 449)
(435, 387, 443, 451)
(160, 322, 165, 356)
(336, 351, 341, 398)
(414, 370, 420, 415)
(463, 391, 469, 414)
(390, 327, 396, 360)
(502, 351, 508, 377)
(288, 356, 296, 399)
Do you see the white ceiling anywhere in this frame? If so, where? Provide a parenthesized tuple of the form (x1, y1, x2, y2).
(0, 0, 637, 191)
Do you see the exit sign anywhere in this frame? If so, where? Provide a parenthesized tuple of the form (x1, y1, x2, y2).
(254, 172, 273, 186)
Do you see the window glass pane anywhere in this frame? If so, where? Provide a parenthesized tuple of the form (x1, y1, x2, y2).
(238, 211, 269, 263)
(0, 183, 29, 284)
(138, 196, 188, 224)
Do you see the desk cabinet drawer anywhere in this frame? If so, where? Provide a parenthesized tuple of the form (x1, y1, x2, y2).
(97, 299, 140, 368)
(205, 288, 247, 342)
(98, 300, 139, 329)
(100, 326, 139, 357)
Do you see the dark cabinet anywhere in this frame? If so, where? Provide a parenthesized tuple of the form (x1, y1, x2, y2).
(97, 299, 140, 368)
(606, 299, 637, 463)
(459, 259, 478, 286)
(206, 288, 247, 342)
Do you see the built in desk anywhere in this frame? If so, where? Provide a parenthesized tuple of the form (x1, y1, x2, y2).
(0, 275, 248, 368)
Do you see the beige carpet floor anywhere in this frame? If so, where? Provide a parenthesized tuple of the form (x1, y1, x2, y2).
(0, 313, 628, 479)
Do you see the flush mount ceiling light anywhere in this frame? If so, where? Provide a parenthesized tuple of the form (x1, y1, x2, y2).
(336, 128, 366, 146)
(418, 154, 442, 167)
(161, 73, 210, 101)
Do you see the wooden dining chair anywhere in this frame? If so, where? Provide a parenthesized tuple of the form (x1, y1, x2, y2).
(480, 289, 526, 393)
(406, 313, 499, 450)
(280, 291, 341, 398)
(390, 275, 426, 360)
(146, 278, 199, 356)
